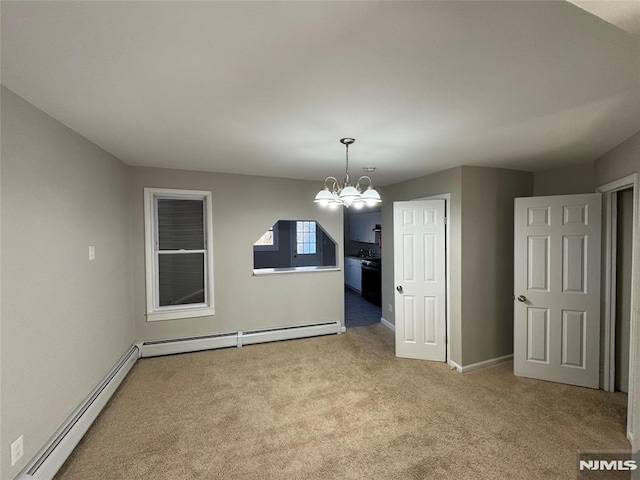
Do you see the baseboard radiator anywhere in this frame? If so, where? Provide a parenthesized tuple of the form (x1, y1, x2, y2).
(16, 322, 341, 479)
(140, 321, 343, 358)
(17, 345, 139, 480)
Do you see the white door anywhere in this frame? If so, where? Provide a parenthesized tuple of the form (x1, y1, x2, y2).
(394, 200, 446, 361)
(514, 194, 601, 388)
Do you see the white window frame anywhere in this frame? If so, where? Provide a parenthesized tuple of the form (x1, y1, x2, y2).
(144, 188, 215, 322)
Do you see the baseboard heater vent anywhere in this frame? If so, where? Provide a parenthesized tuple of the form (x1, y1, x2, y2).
(140, 321, 342, 357)
(141, 332, 238, 357)
(17, 345, 139, 480)
(240, 322, 341, 346)
(17, 322, 341, 479)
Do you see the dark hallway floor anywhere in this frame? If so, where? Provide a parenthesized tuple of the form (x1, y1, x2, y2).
(344, 287, 381, 327)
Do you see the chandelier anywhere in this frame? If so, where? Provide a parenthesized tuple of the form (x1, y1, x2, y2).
(314, 138, 382, 209)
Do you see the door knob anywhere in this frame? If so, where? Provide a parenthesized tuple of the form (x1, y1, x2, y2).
(517, 295, 527, 302)
(396, 285, 403, 293)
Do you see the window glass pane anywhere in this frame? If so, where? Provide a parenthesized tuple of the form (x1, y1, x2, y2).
(157, 198, 204, 250)
(158, 253, 205, 306)
(254, 228, 274, 246)
(295, 221, 317, 255)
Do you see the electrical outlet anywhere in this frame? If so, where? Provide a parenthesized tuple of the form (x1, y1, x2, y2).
(11, 435, 24, 466)
(88, 245, 96, 261)
(388, 304, 393, 313)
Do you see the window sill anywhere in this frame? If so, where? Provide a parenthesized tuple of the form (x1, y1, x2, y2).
(146, 307, 215, 322)
(253, 266, 341, 276)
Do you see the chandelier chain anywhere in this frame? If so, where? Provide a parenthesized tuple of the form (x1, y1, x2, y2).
(345, 142, 350, 184)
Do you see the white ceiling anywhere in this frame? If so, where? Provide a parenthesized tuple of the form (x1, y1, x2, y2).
(2, 1, 639, 186)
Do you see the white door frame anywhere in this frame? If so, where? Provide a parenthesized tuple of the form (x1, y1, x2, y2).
(597, 173, 638, 443)
(413, 194, 451, 363)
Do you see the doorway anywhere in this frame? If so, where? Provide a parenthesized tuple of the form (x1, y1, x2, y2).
(343, 207, 383, 328)
(598, 174, 638, 442)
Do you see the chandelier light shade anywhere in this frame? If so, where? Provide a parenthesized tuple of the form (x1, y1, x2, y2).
(314, 138, 382, 209)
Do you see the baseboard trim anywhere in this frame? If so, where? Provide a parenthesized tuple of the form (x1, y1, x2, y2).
(380, 317, 395, 332)
(140, 322, 342, 357)
(452, 354, 513, 373)
(447, 360, 462, 372)
(17, 345, 139, 480)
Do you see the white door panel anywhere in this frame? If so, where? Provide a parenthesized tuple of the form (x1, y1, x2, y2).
(394, 200, 446, 361)
(514, 194, 601, 388)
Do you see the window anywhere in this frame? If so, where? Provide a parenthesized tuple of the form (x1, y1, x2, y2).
(296, 221, 317, 254)
(253, 224, 279, 251)
(144, 188, 214, 321)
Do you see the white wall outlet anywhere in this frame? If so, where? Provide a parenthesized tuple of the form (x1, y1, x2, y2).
(11, 434, 24, 466)
(88, 245, 96, 261)
(388, 304, 393, 313)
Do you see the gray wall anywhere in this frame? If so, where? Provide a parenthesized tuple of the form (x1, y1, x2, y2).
(595, 131, 640, 186)
(382, 167, 463, 364)
(533, 162, 596, 196)
(534, 130, 640, 196)
(382, 166, 533, 367)
(130, 167, 344, 342)
(460, 167, 533, 365)
(0, 87, 134, 480)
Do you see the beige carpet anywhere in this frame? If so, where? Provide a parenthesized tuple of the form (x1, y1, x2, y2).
(55, 324, 630, 480)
